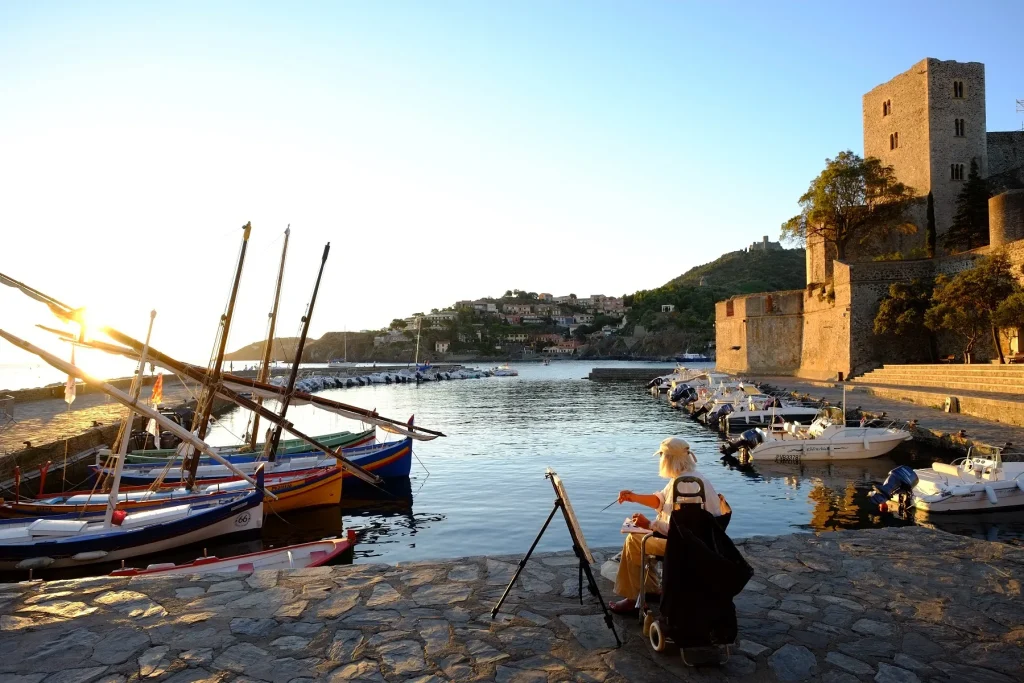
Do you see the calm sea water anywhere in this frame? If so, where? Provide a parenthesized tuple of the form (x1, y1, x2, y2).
(193, 361, 1024, 564)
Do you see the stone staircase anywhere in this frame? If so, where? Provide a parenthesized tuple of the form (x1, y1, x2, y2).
(852, 364, 1024, 395)
(849, 364, 1024, 427)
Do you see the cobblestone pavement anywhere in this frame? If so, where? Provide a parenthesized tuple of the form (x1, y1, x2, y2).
(1, 527, 1021, 682)
(0, 383, 194, 454)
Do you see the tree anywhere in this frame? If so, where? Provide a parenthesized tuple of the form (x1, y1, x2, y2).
(389, 318, 406, 329)
(993, 292, 1024, 358)
(873, 279, 936, 361)
(925, 253, 1019, 363)
(925, 192, 936, 258)
(781, 151, 916, 262)
(942, 159, 990, 253)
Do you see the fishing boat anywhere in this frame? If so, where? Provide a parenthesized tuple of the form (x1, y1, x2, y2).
(110, 532, 355, 577)
(1, 464, 344, 518)
(721, 407, 912, 462)
(96, 437, 414, 486)
(871, 451, 1024, 515)
(0, 471, 264, 571)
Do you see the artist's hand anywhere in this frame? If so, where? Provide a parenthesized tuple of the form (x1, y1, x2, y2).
(618, 490, 634, 505)
(631, 513, 651, 529)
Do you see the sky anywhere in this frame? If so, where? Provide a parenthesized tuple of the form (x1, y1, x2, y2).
(1, 1, 1022, 364)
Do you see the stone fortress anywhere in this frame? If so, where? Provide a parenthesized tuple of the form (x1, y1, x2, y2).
(717, 58, 1024, 380)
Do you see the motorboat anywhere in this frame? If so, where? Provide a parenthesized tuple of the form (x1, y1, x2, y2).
(720, 400, 823, 431)
(492, 364, 519, 377)
(723, 407, 912, 462)
(110, 533, 355, 577)
(871, 451, 1024, 514)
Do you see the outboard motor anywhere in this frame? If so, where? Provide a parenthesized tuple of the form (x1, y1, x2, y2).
(670, 384, 697, 405)
(869, 466, 919, 506)
(719, 428, 763, 456)
(713, 403, 734, 429)
(647, 377, 662, 390)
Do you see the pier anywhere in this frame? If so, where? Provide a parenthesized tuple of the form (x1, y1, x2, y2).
(587, 367, 677, 382)
(0, 527, 1019, 682)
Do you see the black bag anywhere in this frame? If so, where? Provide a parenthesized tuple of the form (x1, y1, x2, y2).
(659, 505, 753, 648)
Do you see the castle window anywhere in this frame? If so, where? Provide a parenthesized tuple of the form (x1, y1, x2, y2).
(894, 132, 899, 148)
(889, 133, 894, 150)
(726, 300, 734, 317)
(951, 163, 965, 180)
(953, 81, 964, 98)
(955, 118, 965, 136)
(882, 100, 891, 116)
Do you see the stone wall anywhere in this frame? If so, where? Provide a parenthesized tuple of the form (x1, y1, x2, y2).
(714, 292, 804, 376)
(988, 131, 1024, 189)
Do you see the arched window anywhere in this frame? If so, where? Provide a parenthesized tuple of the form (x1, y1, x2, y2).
(959, 163, 965, 179)
(951, 164, 956, 180)
(951, 163, 965, 180)
(953, 81, 964, 98)
(958, 118, 965, 136)
(882, 101, 887, 116)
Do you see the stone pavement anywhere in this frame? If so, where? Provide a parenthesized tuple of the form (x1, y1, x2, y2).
(1, 383, 193, 455)
(753, 376, 1024, 455)
(0, 526, 1021, 682)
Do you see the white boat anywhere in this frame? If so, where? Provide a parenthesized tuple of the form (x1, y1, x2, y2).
(742, 408, 912, 462)
(872, 452, 1024, 514)
(111, 533, 355, 577)
(720, 402, 823, 430)
(492, 363, 518, 377)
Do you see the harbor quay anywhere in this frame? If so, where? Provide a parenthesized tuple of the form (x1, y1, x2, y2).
(1, 526, 1021, 683)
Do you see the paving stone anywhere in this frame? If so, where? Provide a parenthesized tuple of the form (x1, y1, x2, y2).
(316, 591, 361, 618)
(768, 644, 818, 681)
(838, 638, 896, 659)
(174, 587, 206, 599)
(17, 601, 98, 620)
(874, 663, 921, 683)
(20, 628, 102, 673)
(208, 580, 245, 593)
(768, 609, 805, 627)
(0, 676, 46, 683)
(560, 614, 617, 651)
(486, 559, 518, 585)
(92, 591, 166, 618)
(438, 654, 474, 680)
(326, 629, 365, 662)
(769, 573, 797, 589)
(516, 609, 550, 626)
(366, 583, 403, 607)
(376, 640, 427, 675)
(40, 668, 109, 683)
(246, 571, 279, 590)
(340, 609, 400, 627)
(411, 583, 472, 606)
(179, 649, 214, 667)
(852, 618, 896, 637)
(737, 639, 769, 657)
(274, 600, 308, 619)
(932, 661, 1015, 683)
(723, 654, 757, 676)
(467, 639, 509, 665)
(326, 659, 385, 682)
(496, 666, 547, 683)
(138, 646, 170, 678)
(447, 564, 479, 581)
(892, 653, 930, 673)
(91, 627, 150, 665)
(230, 618, 277, 637)
(825, 651, 874, 676)
(419, 619, 452, 655)
(817, 594, 865, 612)
(822, 672, 860, 683)
(497, 626, 560, 652)
(270, 636, 310, 651)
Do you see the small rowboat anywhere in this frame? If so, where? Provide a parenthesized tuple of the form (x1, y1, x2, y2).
(110, 531, 356, 577)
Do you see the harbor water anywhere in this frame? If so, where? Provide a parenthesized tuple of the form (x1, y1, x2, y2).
(192, 361, 1023, 564)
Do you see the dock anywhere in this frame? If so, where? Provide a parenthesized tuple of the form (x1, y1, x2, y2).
(587, 367, 677, 382)
(0, 527, 1019, 682)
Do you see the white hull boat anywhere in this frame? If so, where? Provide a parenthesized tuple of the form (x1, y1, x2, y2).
(737, 408, 912, 462)
(872, 453, 1024, 514)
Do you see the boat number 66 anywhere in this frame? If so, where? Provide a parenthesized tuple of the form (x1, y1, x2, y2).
(235, 512, 252, 527)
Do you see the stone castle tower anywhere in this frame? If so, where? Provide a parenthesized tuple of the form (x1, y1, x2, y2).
(862, 58, 988, 245)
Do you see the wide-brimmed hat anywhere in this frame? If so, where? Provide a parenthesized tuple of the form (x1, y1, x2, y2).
(654, 437, 693, 462)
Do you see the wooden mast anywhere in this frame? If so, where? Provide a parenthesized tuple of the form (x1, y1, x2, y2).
(264, 242, 330, 462)
(185, 222, 251, 488)
(248, 225, 290, 451)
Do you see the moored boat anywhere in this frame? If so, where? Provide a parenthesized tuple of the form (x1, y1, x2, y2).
(118, 428, 375, 465)
(110, 531, 356, 577)
(871, 452, 1024, 515)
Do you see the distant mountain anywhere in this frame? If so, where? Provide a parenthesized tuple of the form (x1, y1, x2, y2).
(224, 337, 301, 362)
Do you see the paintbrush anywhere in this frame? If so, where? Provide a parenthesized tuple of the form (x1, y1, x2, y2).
(600, 498, 619, 512)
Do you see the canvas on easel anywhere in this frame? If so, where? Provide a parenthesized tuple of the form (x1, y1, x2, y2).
(491, 468, 620, 646)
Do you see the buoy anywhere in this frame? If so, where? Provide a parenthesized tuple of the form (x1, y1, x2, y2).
(16, 557, 54, 570)
(71, 551, 109, 562)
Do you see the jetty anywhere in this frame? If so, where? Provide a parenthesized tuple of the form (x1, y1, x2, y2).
(0, 527, 1019, 682)
(588, 367, 677, 382)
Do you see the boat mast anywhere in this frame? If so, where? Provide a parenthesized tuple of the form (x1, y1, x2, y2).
(344, 328, 347, 362)
(264, 242, 331, 462)
(414, 316, 421, 366)
(185, 222, 251, 488)
(248, 225, 290, 451)
(105, 310, 156, 527)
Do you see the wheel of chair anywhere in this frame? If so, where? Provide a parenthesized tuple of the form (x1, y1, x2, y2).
(648, 618, 666, 652)
(642, 610, 655, 638)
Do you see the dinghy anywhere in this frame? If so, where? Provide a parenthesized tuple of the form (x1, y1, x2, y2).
(110, 532, 355, 577)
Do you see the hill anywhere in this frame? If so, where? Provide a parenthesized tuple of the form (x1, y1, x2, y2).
(610, 248, 806, 356)
(224, 337, 301, 362)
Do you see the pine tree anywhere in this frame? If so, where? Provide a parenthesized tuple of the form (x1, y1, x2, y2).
(942, 159, 990, 253)
(925, 192, 936, 258)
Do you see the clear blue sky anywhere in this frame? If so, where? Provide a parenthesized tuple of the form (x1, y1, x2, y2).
(1, 1, 1022, 360)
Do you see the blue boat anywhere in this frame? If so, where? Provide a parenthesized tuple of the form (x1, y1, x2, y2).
(0, 468, 265, 571)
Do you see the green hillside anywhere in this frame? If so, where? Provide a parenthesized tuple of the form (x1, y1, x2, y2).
(621, 248, 806, 351)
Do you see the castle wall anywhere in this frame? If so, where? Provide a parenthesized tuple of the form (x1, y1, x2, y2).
(714, 292, 803, 376)
(797, 265, 852, 380)
(987, 132, 1024, 190)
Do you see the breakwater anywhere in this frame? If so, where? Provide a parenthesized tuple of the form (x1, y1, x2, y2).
(1, 527, 1019, 682)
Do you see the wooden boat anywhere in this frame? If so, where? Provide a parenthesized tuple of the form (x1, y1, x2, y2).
(0, 464, 343, 518)
(120, 428, 375, 465)
(110, 531, 355, 577)
(99, 437, 414, 486)
(0, 468, 265, 571)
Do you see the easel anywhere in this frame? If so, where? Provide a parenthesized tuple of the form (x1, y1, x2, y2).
(491, 469, 620, 647)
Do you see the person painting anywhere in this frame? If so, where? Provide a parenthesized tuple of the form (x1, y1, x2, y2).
(609, 436, 723, 615)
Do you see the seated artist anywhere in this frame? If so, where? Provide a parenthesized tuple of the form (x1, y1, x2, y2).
(609, 436, 722, 615)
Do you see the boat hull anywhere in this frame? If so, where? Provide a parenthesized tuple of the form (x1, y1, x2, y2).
(344, 439, 412, 480)
(0, 489, 264, 570)
(120, 429, 375, 465)
(748, 434, 910, 462)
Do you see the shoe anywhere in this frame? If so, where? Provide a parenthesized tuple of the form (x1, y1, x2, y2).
(609, 598, 638, 615)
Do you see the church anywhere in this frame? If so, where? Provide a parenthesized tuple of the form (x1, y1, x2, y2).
(716, 58, 1024, 381)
